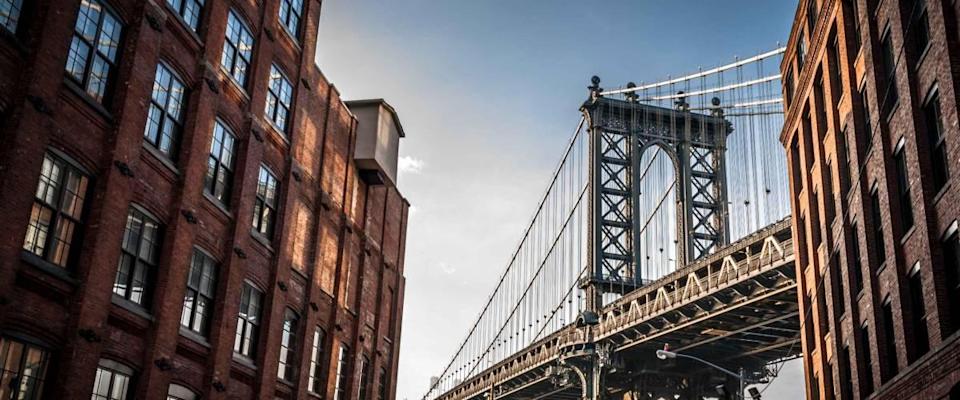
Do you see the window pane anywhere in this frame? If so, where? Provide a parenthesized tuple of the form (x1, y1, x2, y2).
(0, 0, 23, 33)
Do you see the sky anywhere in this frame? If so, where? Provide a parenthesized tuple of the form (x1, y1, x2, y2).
(316, 1, 805, 399)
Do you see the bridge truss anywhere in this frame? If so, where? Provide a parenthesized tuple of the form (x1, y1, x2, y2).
(424, 47, 796, 400)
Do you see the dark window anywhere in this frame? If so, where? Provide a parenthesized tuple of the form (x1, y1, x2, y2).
(945, 231, 960, 337)
(377, 367, 388, 400)
(831, 252, 846, 315)
(308, 327, 325, 394)
(144, 62, 187, 159)
(358, 355, 371, 400)
(204, 120, 236, 206)
(870, 189, 886, 268)
(0, 0, 23, 33)
(829, 34, 842, 93)
(265, 65, 293, 135)
(234, 283, 262, 359)
(165, 0, 203, 32)
(180, 249, 217, 336)
(914, 10, 930, 58)
(23, 153, 90, 268)
(277, 310, 299, 381)
(220, 10, 253, 87)
(806, 0, 818, 31)
(334, 344, 350, 400)
(849, 0, 861, 52)
(0, 336, 49, 400)
(907, 268, 930, 361)
(923, 91, 949, 193)
(65, 0, 123, 103)
(860, 323, 874, 396)
(785, 69, 795, 106)
(113, 207, 162, 306)
(278, 0, 303, 39)
(252, 165, 279, 238)
(881, 301, 899, 381)
(860, 87, 872, 143)
(850, 223, 864, 294)
(894, 143, 914, 232)
(880, 31, 899, 111)
(840, 346, 854, 400)
(91, 362, 133, 400)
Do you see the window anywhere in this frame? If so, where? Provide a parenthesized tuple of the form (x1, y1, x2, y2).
(0, 336, 49, 400)
(334, 344, 350, 400)
(113, 207, 162, 306)
(204, 120, 236, 206)
(358, 355, 371, 400)
(234, 282, 263, 358)
(308, 328, 325, 394)
(859, 323, 874, 396)
(91, 361, 133, 400)
(914, 10, 930, 58)
(784, 69, 794, 106)
(944, 230, 960, 337)
(252, 165, 279, 238)
(278, 0, 303, 39)
(220, 10, 253, 87)
(166, 384, 197, 400)
(798, 32, 807, 68)
(849, 0, 861, 52)
(265, 65, 294, 135)
(840, 346, 854, 400)
(806, 0, 818, 31)
(180, 249, 217, 337)
(923, 91, 949, 193)
(880, 31, 899, 111)
(870, 189, 885, 268)
(880, 301, 898, 381)
(893, 141, 914, 232)
(907, 267, 930, 361)
(850, 223, 864, 294)
(0, 0, 23, 33)
(860, 86, 873, 142)
(144, 62, 187, 159)
(377, 367, 388, 400)
(23, 153, 89, 268)
(277, 310, 299, 381)
(65, 0, 123, 103)
(165, 0, 203, 32)
(830, 252, 846, 315)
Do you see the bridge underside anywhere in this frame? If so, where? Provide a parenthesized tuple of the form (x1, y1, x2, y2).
(439, 221, 799, 400)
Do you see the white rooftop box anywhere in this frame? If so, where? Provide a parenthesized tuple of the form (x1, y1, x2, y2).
(346, 99, 405, 186)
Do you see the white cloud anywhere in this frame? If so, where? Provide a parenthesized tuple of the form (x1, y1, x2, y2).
(399, 156, 426, 175)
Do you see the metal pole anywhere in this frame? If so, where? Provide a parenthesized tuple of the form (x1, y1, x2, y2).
(739, 367, 746, 400)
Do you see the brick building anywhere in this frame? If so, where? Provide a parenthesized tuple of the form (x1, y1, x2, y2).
(781, 0, 960, 398)
(0, 0, 408, 399)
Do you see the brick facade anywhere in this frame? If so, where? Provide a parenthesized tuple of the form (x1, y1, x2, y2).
(781, 0, 960, 399)
(0, 0, 408, 399)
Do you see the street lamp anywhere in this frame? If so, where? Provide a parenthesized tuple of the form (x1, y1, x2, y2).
(654, 349, 754, 400)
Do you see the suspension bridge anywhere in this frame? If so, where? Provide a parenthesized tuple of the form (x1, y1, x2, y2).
(424, 47, 799, 400)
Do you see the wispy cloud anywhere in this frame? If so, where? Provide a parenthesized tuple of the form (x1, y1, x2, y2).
(399, 156, 426, 175)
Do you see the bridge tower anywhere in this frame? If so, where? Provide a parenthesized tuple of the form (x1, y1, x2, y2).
(581, 76, 731, 299)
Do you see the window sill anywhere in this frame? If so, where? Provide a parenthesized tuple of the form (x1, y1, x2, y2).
(62, 77, 114, 122)
(220, 68, 250, 103)
(932, 182, 952, 206)
(111, 295, 154, 322)
(250, 230, 274, 251)
(232, 353, 258, 371)
(161, 3, 204, 48)
(202, 191, 233, 220)
(20, 250, 78, 286)
(278, 25, 302, 53)
(875, 261, 889, 276)
(179, 327, 211, 348)
(141, 141, 180, 176)
(266, 121, 291, 148)
(914, 44, 932, 71)
(900, 225, 917, 245)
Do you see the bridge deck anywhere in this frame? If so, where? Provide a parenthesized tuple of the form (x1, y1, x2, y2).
(437, 219, 798, 400)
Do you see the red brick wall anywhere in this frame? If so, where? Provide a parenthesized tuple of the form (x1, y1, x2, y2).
(0, 0, 408, 399)
(781, 0, 960, 399)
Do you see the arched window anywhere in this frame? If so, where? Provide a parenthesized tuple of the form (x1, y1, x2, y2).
(277, 309, 299, 381)
(166, 383, 197, 400)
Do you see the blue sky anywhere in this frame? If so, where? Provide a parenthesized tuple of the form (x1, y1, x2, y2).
(316, 1, 804, 398)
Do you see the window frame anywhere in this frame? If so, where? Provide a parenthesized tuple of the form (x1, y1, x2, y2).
(0, 335, 50, 400)
(278, 0, 303, 41)
(91, 360, 134, 400)
(308, 327, 326, 394)
(893, 138, 914, 232)
(22, 151, 91, 269)
(164, 0, 204, 33)
(204, 119, 237, 207)
(922, 88, 949, 193)
(277, 309, 300, 382)
(265, 64, 294, 136)
(252, 164, 280, 239)
(334, 344, 351, 400)
(112, 206, 163, 307)
(0, 0, 24, 34)
(180, 248, 218, 337)
(233, 281, 263, 359)
(144, 61, 188, 160)
(65, 0, 124, 104)
(220, 9, 254, 88)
